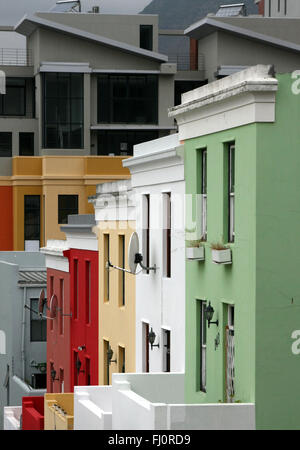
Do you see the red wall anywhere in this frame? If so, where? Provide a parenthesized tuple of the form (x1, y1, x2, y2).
(68, 249, 99, 390)
(0, 186, 13, 250)
(46, 268, 71, 393)
(22, 396, 44, 430)
(258, 0, 265, 15)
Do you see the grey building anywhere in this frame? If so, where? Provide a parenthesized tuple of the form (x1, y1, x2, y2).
(256, 0, 300, 17)
(185, 7, 300, 81)
(0, 8, 205, 176)
(0, 252, 47, 429)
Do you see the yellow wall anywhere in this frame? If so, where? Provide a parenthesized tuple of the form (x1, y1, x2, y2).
(7, 156, 130, 250)
(44, 393, 74, 430)
(98, 221, 136, 385)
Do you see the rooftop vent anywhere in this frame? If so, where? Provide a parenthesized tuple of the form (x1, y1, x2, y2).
(216, 3, 247, 17)
(50, 0, 81, 13)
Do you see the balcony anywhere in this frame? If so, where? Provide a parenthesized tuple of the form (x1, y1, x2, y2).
(73, 373, 255, 430)
(168, 53, 204, 72)
(0, 48, 33, 66)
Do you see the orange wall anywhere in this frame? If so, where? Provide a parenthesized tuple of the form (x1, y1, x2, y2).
(0, 186, 13, 250)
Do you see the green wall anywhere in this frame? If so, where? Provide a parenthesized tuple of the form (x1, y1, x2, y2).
(184, 73, 300, 429)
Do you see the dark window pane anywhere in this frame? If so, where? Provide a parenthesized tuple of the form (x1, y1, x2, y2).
(19, 132, 34, 156)
(43, 73, 83, 149)
(58, 195, 78, 224)
(140, 25, 153, 51)
(0, 133, 12, 157)
(30, 298, 46, 342)
(97, 74, 158, 124)
(97, 131, 159, 156)
(24, 195, 40, 241)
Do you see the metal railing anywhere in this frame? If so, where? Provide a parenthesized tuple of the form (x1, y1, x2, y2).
(167, 52, 204, 72)
(0, 48, 33, 66)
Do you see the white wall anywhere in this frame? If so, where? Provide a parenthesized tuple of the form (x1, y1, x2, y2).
(126, 135, 186, 374)
(74, 386, 112, 430)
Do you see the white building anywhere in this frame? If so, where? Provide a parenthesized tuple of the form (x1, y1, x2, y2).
(123, 133, 186, 373)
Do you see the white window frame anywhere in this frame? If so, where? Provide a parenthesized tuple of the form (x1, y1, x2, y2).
(200, 300, 207, 392)
(201, 149, 207, 241)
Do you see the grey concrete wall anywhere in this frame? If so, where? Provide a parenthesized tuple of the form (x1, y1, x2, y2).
(198, 32, 219, 82)
(35, 12, 159, 52)
(0, 252, 46, 429)
(265, 0, 300, 17)
(217, 30, 300, 74)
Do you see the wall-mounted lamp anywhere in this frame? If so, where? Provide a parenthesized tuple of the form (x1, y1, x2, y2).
(50, 368, 59, 382)
(205, 302, 219, 328)
(107, 345, 117, 365)
(149, 328, 160, 350)
(78, 345, 86, 352)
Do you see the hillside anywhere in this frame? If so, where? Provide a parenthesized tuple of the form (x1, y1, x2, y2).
(140, 0, 258, 29)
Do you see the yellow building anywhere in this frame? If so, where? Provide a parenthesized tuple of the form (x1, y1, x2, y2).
(3, 156, 130, 250)
(90, 180, 136, 385)
(44, 393, 74, 430)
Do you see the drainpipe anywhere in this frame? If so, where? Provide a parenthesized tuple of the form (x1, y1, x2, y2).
(21, 286, 27, 381)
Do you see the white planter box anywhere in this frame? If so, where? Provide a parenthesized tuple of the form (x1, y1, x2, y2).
(212, 248, 232, 264)
(186, 246, 205, 261)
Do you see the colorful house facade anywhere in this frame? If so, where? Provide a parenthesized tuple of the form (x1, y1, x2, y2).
(90, 180, 136, 385)
(169, 64, 300, 429)
(41, 214, 99, 394)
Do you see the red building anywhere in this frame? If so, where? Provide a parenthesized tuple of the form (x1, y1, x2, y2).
(22, 396, 44, 430)
(42, 215, 99, 393)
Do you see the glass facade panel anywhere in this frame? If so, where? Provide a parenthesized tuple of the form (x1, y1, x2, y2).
(43, 73, 84, 149)
(97, 74, 158, 124)
(97, 130, 158, 156)
(58, 195, 78, 224)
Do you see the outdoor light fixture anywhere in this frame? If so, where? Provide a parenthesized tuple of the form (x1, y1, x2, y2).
(148, 327, 160, 350)
(107, 345, 117, 365)
(205, 302, 219, 328)
(76, 355, 85, 374)
(50, 368, 59, 382)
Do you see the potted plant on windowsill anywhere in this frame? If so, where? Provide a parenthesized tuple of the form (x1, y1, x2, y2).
(211, 242, 232, 264)
(186, 239, 205, 261)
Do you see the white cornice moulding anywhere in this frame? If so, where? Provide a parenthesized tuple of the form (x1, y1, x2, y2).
(169, 65, 278, 140)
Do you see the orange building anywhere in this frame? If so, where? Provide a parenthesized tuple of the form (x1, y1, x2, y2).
(0, 156, 130, 251)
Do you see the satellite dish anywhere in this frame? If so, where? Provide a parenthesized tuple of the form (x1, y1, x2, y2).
(128, 232, 139, 274)
(50, 294, 58, 319)
(38, 289, 47, 316)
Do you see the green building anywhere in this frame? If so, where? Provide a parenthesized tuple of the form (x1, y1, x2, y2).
(170, 65, 300, 430)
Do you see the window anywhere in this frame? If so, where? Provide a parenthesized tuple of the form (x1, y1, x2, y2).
(0, 132, 12, 157)
(104, 234, 110, 302)
(59, 278, 64, 335)
(0, 78, 25, 116)
(50, 276, 54, 332)
(199, 300, 207, 392)
(142, 322, 149, 373)
(163, 193, 171, 278)
(103, 340, 109, 385)
(201, 149, 207, 241)
(118, 346, 125, 373)
(31, 373, 46, 389)
(85, 261, 91, 324)
(142, 195, 150, 274)
(85, 357, 91, 386)
(140, 25, 153, 51)
(97, 130, 158, 156)
(60, 369, 64, 393)
(162, 329, 171, 372)
(30, 299, 46, 342)
(284, 0, 287, 15)
(118, 235, 125, 306)
(43, 73, 84, 149)
(19, 132, 34, 156)
(228, 144, 235, 243)
(97, 74, 158, 124)
(74, 259, 79, 320)
(58, 195, 78, 224)
(278, 0, 280, 12)
(24, 195, 40, 242)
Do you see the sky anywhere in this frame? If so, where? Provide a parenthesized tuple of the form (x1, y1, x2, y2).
(0, 0, 152, 25)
